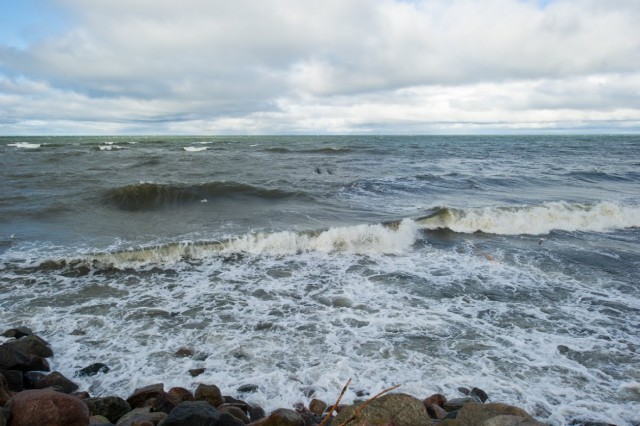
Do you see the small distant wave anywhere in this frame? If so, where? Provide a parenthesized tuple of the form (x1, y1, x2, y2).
(263, 147, 292, 153)
(418, 201, 640, 235)
(98, 144, 123, 151)
(263, 147, 352, 154)
(8, 142, 41, 149)
(104, 181, 311, 211)
(183, 146, 207, 152)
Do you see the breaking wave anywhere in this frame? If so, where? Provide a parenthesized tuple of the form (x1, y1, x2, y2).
(183, 146, 207, 152)
(418, 201, 640, 235)
(104, 182, 311, 211)
(7, 142, 42, 149)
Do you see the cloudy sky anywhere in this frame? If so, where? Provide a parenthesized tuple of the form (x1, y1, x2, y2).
(1, 0, 639, 135)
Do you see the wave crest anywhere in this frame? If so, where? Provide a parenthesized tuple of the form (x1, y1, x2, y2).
(104, 182, 310, 211)
(418, 201, 640, 235)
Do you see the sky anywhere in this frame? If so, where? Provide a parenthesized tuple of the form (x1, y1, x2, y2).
(0, 0, 639, 135)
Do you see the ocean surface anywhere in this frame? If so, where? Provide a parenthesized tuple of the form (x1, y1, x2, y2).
(0, 135, 639, 425)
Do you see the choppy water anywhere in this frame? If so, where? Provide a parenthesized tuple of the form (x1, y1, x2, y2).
(1, 135, 639, 425)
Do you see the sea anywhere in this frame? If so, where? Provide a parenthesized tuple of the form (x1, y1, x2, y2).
(0, 135, 639, 425)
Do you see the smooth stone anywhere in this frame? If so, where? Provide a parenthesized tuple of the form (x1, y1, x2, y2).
(189, 368, 206, 377)
(195, 383, 224, 407)
(428, 403, 449, 420)
(7, 388, 90, 426)
(219, 405, 251, 423)
(441, 402, 544, 426)
(0, 344, 50, 372)
(115, 407, 167, 426)
(220, 412, 246, 426)
(85, 396, 132, 423)
(309, 398, 328, 415)
(331, 393, 430, 426)
(174, 347, 194, 357)
(0, 369, 24, 391)
(443, 397, 477, 411)
(0, 373, 11, 406)
(248, 405, 266, 422)
(237, 384, 259, 393)
(423, 393, 447, 409)
(32, 371, 79, 393)
(168, 386, 194, 402)
(249, 408, 304, 426)
(89, 414, 114, 425)
(126, 383, 164, 408)
(470, 387, 489, 403)
(158, 401, 220, 426)
(1, 327, 33, 339)
(4, 335, 53, 358)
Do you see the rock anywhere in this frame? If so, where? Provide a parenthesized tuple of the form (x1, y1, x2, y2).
(0, 407, 7, 426)
(220, 412, 246, 426)
(223, 396, 250, 411)
(0, 373, 11, 407)
(31, 371, 79, 393)
(157, 401, 220, 425)
(219, 405, 251, 423)
(7, 388, 90, 426)
(1, 327, 33, 339)
(70, 329, 86, 336)
(4, 335, 53, 358)
(195, 383, 224, 407)
(443, 397, 477, 411)
(72, 391, 91, 400)
(0, 369, 24, 391)
(427, 403, 449, 420)
(249, 405, 266, 422)
(440, 402, 545, 426)
(126, 383, 163, 408)
(175, 348, 194, 357)
(76, 362, 110, 377)
(470, 387, 489, 403)
(0, 344, 50, 372)
(22, 371, 47, 389)
(190, 368, 206, 377)
(89, 414, 114, 425)
(115, 406, 167, 426)
(168, 387, 194, 402)
(85, 396, 132, 423)
(237, 384, 259, 393)
(457, 387, 471, 396)
(423, 393, 447, 409)
(250, 408, 304, 426)
(309, 399, 328, 415)
(331, 393, 430, 426)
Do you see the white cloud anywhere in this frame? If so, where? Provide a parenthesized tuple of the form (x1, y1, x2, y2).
(1, 0, 639, 134)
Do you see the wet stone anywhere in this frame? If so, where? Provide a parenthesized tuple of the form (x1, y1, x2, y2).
(76, 362, 110, 377)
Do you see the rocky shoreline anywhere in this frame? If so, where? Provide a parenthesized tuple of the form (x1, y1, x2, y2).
(0, 326, 615, 426)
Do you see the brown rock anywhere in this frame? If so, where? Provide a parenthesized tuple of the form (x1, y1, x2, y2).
(174, 347, 193, 357)
(249, 408, 304, 426)
(219, 405, 251, 423)
(0, 344, 50, 372)
(0, 369, 24, 392)
(423, 393, 447, 409)
(194, 383, 224, 407)
(88, 414, 112, 424)
(2, 327, 33, 339)
(71, 391, 91, 400)
(7, 388, 90, 426)
(443, 397, 477, 412)
(427, 403, 449, 420)
(168, 386, 194, 402)
(85, 395, 132, 423)
(249, 405, 266, 422)
(126, 383, 164, 408)
(330, 393, 430, 426)
(309, 398, 328, 415)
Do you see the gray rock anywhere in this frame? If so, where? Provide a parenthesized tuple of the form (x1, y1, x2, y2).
(440, 402, 544, 426)
(32, 371, 79, 393)
(0, 344, 50, 372)
(1, 326, 33, 339)
(4, 335, 53, 358)
(443, 397, 477, 411)
(0, 369, 24, 391)
(158, 401, 220, 426)
(76, 362, 110, 377)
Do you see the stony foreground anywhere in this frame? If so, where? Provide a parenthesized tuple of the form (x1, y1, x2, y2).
(0, 326, 614, 426)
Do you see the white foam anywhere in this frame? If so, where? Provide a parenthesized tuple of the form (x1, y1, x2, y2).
(419, 201, 640, 235)
(99, 144, 123, 151)
(183, 146, 207, 152)
(8, 142, 41, 149)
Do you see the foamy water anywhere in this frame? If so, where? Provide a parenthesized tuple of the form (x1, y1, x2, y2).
(1, 135, 639, 425)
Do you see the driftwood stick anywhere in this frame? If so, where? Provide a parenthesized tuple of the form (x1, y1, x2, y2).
(337, 383, 401, 426)
(318, 378, 352, 426)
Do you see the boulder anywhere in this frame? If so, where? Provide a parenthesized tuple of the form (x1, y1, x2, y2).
(189, 368, 206, 377)
(309, 399, 328, 415)
(157, 401, 220, 425)
(174, 348, 193, 358)
(1, 327, 33, 339)
(330, 393, 430, 426)
(443, 397, 477, 412)
(0, 344, 50, 372)
(249, 405, 266, 422)
(31, 371, 79, 393)
(423, 393, 446, 409)
(220, 412, 246, 426)
(0, 369, 23, 392)
(23, 371, 47, 389)
(440, 402, 545, 426)
(89, 414, 114, 425)
(4, 335, 53, 358)
(75, 363, 110, 377)
(237, 384, 259, 393)
(168, 387, 194, 403)
(85, 396, 132, 423)
(0, 373, 11, 407)
(7, 388, 90, 426)
(219, 405, 250, 423)
(115, 406, 167, 426)
(469, 387, 489, 403)
(195, 384, 224, 408)
(249, 408, 304, 426)
(427, 404, 448, 420)
(125, 383, 179, 413)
